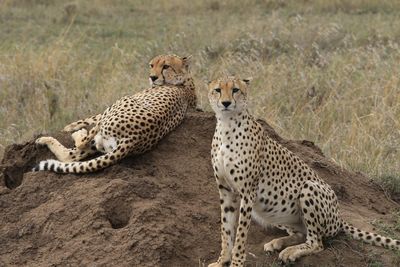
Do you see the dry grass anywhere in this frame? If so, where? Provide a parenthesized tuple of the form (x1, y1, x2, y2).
(0, 0, 399, 190)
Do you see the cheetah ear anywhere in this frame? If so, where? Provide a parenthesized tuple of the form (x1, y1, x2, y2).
(182, 55, 192, 61)
(182, 55, 192, 64)
(182, 55, 192, 70)
(242, 77, 253, 85)
(204, 79, 212, 86)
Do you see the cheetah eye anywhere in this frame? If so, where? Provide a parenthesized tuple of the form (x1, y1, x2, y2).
(214, 88, 221, 93)
(232, 88, 240, 93)
(163, 64, 170, 69)
(149, 64, 153, 68)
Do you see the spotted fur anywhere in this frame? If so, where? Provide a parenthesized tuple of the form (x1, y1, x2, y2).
(33, 55, 196, 173)
(207, 76, 400, 267)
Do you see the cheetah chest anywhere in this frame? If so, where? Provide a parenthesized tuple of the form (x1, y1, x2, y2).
(214, 148, 231, 188)
(213, 139, 243, 192)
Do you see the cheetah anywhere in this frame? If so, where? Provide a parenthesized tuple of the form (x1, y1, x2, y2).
(33, 54, 196, 173)
(207, 76, 400, 266)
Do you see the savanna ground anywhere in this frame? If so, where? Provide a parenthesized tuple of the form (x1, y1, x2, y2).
(0, 0, 399, 264)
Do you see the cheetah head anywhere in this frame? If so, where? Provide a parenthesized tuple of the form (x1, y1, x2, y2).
(148, 55, 191, 86)
(208, 76, 252, 115)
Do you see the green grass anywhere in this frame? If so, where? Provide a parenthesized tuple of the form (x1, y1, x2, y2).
(371, 211, 400, 239)
(0, 0, 399, 191)
(369, 212, 400, 265)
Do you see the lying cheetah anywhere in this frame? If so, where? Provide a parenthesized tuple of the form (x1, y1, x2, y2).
(33, 54, 196, 173)
(207, 76, 399, 266)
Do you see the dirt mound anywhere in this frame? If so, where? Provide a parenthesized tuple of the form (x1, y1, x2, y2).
(0, 112, 399, 267)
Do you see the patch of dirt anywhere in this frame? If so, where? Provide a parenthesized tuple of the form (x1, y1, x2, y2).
(0, 112, 399, 267)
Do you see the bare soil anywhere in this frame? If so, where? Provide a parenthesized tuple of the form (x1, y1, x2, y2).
(0, 112, 399, 267)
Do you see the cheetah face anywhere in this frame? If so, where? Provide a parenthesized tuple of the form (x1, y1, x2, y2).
(208, 76, 252, 115)
(148, 55, 191, 86)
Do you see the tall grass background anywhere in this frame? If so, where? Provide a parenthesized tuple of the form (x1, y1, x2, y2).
(0, 0, 399, 191)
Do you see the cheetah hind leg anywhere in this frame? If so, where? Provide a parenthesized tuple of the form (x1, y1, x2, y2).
(73, 123, 100, 150)
(278, 182, 325, 263)
(71, 128, 88, 148)
(264, 230, 306, 253)
(278, 236, 323, 263)
(36, 136, 97, 162)
(63, 114, 101, 132)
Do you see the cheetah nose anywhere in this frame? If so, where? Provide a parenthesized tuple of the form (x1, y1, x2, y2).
(222, 101, 231, 108)
(150, 75, 158, 82)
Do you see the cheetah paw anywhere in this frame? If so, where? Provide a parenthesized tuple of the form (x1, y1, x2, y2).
(63, 125, 75, 132)
(278, 247, 298, 263)
(64, 122, 86, 132)
(71, 129, 88, 147)
(208, 260, 232, 267)
(207, 262, 223, 267)
(264, 239, 284, 253)
(71, 129, 87, 140)
(35, 136, 55, 146)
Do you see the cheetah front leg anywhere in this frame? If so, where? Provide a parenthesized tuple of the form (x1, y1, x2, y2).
(208, 182, 239, 267)
(229, 190, 256, 267)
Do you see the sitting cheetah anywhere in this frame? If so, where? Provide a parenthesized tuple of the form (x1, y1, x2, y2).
(33, 54, 196, 173)
(207, 76, 400, 266)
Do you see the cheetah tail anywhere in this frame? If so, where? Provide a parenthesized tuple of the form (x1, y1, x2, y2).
(342, 220, 400, 250)
(32, 143, 130, 174)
